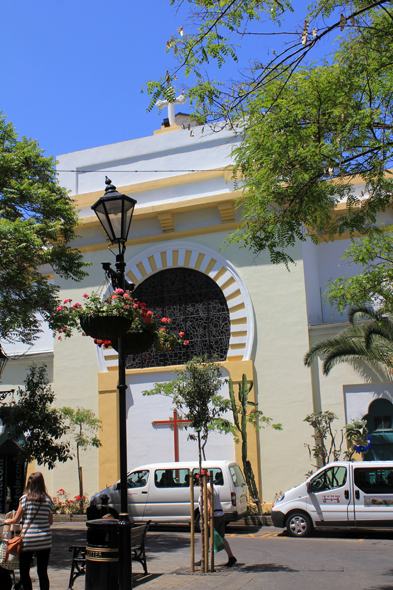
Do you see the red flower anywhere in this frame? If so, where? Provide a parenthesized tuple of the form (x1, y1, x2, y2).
(159, 328, 166, 332)
(162, 318, 168, 323)
(147, 310, 153, 316)
(133, 304, 139, 309)
(145, 317, 152, 323)
(183, 340, 189, 346)
(111, 295, 118, 300)
(179, 332, 185, 338)
(146, 354, 151, 360)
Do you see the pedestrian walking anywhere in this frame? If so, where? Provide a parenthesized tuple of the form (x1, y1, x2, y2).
(198, 470, 237, 567)
(5, 472, 54, 590)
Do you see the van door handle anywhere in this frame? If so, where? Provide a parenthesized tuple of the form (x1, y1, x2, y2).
(344, 490, 349, 499)
(141, 491, 148, 494)
(355, 490, 360, 500)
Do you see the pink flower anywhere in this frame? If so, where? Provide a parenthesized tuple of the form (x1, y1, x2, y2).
(57, 306, 63, 312)
(123, 305, 130, 310)
(111, 295, 118, 300)
(179, 332, 185, 338)
(167, 318, 172, 323)
(133, 304, 139, 309)
(72, 303, 81, 309)
(63, 299, 72, 304)
(183, 340, 189, 346)
(82, 293, 89, 298)
(123, 293, 130, 299)
(115, 288, 124, 294)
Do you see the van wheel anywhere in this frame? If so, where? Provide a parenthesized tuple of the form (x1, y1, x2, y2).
(286, 512, 312, 537)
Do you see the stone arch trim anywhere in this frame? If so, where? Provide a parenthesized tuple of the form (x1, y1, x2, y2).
(99, 241, 254, 371)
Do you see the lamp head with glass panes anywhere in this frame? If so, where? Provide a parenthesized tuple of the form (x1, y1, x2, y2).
(91, 177, 137, 246)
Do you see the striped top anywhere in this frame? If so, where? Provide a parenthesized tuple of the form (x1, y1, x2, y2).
(20, 494, 53, 551)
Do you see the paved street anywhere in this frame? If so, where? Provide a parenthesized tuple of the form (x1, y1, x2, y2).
(16, 522, 393, 590)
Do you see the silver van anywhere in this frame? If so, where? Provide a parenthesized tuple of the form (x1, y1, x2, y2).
(272, 460, 393, 537)
(87, 460, 248, 524)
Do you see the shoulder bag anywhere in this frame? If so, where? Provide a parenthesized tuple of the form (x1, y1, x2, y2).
(7, 500, 42, 558)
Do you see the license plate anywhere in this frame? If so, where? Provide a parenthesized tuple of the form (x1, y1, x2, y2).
(240, 496, 246, 504)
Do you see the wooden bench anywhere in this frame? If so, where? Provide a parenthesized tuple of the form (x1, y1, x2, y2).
(68, 521, 151, 590)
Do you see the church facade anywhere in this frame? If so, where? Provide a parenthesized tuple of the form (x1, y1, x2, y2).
(1, 114, 393, 505)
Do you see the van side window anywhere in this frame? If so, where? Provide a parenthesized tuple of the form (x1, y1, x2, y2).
(354, 468, 393, 493)
(229, 465, 246, 487)
(192, 469, 224, 486)
(155, 469, 190, 488)
(127, 470, 149, 488)
(310, 466, 347, 493)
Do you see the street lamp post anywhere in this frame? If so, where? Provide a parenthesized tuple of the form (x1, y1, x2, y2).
(92, 177, 137, 590)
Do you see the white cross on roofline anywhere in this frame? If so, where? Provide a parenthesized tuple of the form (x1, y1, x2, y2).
(156, 90, 186, 126)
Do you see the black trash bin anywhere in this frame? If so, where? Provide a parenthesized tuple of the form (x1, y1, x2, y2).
(85, 519, 119, 590)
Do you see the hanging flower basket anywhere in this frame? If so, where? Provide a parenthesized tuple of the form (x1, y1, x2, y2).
(79, 314, 132, 341)
(54, 289, 188, 353)
(111, 329, 157, 355)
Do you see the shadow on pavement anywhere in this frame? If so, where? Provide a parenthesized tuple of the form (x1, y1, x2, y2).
(133, 573, 162, 586)
(239, 563, 298, 573)
(50, 528, 87, 570)
(145, 533, 191, 554)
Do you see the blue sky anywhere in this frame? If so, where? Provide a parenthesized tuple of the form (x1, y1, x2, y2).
(1, 1, 338, 159)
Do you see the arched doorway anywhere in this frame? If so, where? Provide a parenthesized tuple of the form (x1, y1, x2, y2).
(363, 398, 393, 461)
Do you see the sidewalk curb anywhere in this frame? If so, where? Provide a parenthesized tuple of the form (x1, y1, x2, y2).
(53, 514, 87, 522)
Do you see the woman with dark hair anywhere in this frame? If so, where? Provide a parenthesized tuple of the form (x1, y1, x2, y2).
(5, 472, 53, 590)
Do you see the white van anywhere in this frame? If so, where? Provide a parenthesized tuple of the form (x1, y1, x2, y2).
(87, 460, 248, 524)
(272, 460, 393, 537)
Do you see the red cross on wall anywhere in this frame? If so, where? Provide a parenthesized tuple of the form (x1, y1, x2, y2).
(152, 409, 192, 462)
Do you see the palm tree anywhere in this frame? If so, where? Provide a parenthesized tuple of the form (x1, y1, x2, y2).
(304, 306, 393, 379)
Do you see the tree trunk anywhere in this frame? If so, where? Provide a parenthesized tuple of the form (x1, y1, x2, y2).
(77, 443, 83, 514)
(198, 431, 205, 572)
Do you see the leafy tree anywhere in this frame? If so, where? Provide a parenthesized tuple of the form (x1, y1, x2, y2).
(146, 1, 393, 266)
(304, 410, 368, 473)
(61, 407, 102, 512)
(0, 112, 88, 344)
(0, 364, 71, 468)
(214, 374, 281, 511)
(304, 305, 393, 379)
(325, 232, 393, 315)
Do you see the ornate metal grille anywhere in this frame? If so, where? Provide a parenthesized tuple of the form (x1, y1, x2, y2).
(126, 268, 230, 369)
